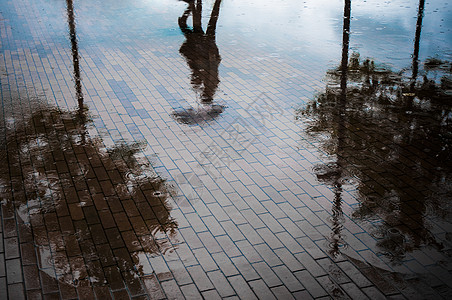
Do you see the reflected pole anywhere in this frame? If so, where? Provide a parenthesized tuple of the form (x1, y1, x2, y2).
(340, 0, 351, 94)
(412, 0, 425, 84)
(66, 0, 84, 109)
(329, 0, 351, 258)
(66, 0, 88, 144)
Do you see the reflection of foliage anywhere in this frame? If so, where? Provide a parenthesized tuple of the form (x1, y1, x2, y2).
(297, 55, 452, 263)
(107, 140, 147, 173)
(424, 57, 452, 72)
(0, 103, 177, 287)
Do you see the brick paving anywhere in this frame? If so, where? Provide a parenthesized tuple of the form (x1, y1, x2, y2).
(1, 0, 451, 299)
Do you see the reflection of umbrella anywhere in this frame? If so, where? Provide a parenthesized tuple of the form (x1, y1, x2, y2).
(172, 103, 224, 125)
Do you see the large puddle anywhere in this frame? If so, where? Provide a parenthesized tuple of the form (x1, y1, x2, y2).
(0, 0, 451, 298)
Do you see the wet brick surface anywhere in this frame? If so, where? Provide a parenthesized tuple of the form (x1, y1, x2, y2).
(1, 0, 452, 299)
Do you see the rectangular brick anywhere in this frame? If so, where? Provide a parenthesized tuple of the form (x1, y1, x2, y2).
(142, 274, 165, 299)
(201, 215, 225, 236)
(207, 270, 235, 297)
(212, 252, 239, 277)
(256, 228, 283, 249)
(294, 270, 327, 298)
(273, 265, 304, 292)
(254, 243, 281, 267)
(235, 241, 262, 264)
(23, 264, 40, 290)
(238, 224, 264, 245)
(5, 237, 20, 259)
(216, 235, 241, 257)
(228, 275, 257, 299)
(6, 258, 22, 284)
(193, 247, 218, 272)
(248, 279, 277, 300)
(161, 279, 184, 299)
(166, 259, 192, 285)
(197, 231, 222, 254)
(187, 265, 213, 291)
(180, 283, 203, 299)
(252, 262, 282, 288)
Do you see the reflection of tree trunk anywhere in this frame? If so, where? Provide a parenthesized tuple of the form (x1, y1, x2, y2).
(329, 0, 351, 258)
(192, 0, 203, 32)
(412, 0, 425, 83)
(406, 0, 425, 108)
(66, 0, 84, 108)
(340, 0, 351, 94)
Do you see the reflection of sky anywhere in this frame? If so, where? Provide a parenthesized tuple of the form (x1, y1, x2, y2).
(216, 0, 451, 70)
(2, 0, 451, 73)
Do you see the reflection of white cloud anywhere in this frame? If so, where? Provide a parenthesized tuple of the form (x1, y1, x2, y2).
(214, 0, 450, 68)
(219, 0, 342, 44)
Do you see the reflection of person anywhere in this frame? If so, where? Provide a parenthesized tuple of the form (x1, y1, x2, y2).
(178, 0, 222, 104)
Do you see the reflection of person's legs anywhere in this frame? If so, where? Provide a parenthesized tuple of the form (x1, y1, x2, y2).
(206, 0, 222, 36)
(192, 0, 203, 33)
(178, 7, 191, 33)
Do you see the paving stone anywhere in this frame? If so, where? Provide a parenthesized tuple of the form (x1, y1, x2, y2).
(212, 252, 240, 277)
(273, 248, 304, 272)
(294, 252, 327, 277)
(1, 0, 451, 299)
(6, 258, 23, 284)
(273, 265, 304, 292)
(197, 231, 222, 254)
(231, 256, 260, 281)
(193, 247, 218, 272)
(180, 283, 203, 299)
(270, 285, 294, 300)
(294, 270, 328, 298)
(142, 275, 165, 299)
(252, 262, 282, 288)
(186, 265, 214, 292)
(228, 275, 257, 300)
(0, 277, 7, 300)
(207, 270, 235, 297)
(201, 289, 223, 300)
(235, 240, 262, 264)
(337, 261, 372, 288)
(249, 279, 277, 300)
(8, 282, 26, 300)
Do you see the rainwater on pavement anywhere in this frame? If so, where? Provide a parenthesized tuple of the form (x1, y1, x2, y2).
(0, 0, 451, 299)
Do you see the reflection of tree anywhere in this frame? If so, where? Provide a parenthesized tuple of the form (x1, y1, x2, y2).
(314, 0, 351, 259)
(0, 104, 178, 290)
(297, 0, 451, 263)
(172, 0, 225, 125)
(298, 53, 452, 262)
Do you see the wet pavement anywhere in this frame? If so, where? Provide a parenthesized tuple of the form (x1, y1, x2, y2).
(0, 0, 451, 299)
